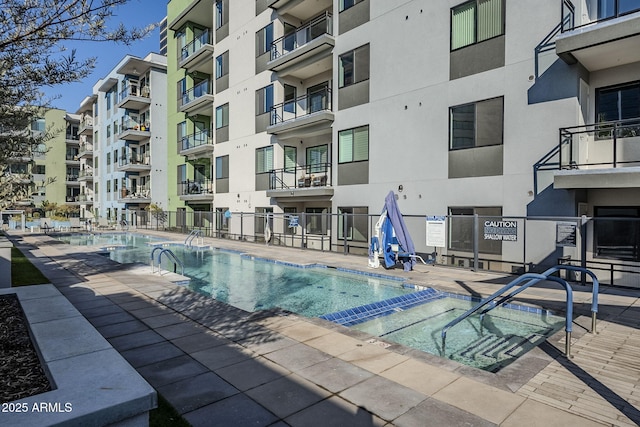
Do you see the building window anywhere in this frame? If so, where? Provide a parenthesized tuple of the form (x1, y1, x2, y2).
(339, 0, 364, 12)
(338, 44, 369, 88)
(596, 81, 640, 124)
(256, 23, 273, 57)
(338, 125, 369, 163)
(31, 118, 45, 132)
(598, 0, 640, 19)
(306, 207, 327, 235)
(338, 207, 368, 241)
(215, 0, 225, 29)
(306, 144, 329, 173)
(594, 207, 640, 261)
(256, 84, 274, 116)
(450, 97, 503, 150)
(255, 146, 273, 174)
(215, 155, 229, 179)
(284, 146, 297, 172)
(451, 0, 504, 51)
(216, 51, 229, 79)
(34, 165, 45, 174)
(216, 104, 229, 129)
(448, 207, 502, 254)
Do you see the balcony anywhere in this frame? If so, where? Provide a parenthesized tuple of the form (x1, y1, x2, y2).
(179, 129, 214, 158)
(538, 119, 640, 190)
(268, 12, 334, 79)
(178, 29, 214, 74)
(269, 0, 332, 21)
(9, 173, 32, 184)
(118, 118, 151, 142)
(117, 82, 151, 110)
(168, 0, 213, 32)
(118, 186, 151, 204)
(79, 116, 93, 136)
(267, 87, 333, 138)
(265, 163, 333, 199)
(78, 169, 94, 182)
(14, 198, 34, 207)
(178, 179, 214, 202)
(179, 80, 214, 116)
(118, 153, 151, 172)
(65, 154, 80, 165)
(78, 143, 93, 158)
(556, 3, 640, 71)
(78, 194, 94, 204)
(65, 174, 80, 186)
(65, 135, 80, 145)
(65, 195, 81, 205)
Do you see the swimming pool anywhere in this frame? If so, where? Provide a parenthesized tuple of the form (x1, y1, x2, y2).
(58, 233, 416, 316)
(59, 232, 563, 371)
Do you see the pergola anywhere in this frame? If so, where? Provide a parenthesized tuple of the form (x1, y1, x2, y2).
(1, 210, 25, 230)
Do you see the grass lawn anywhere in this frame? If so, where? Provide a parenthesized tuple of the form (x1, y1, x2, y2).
(11, 247, 49, 287)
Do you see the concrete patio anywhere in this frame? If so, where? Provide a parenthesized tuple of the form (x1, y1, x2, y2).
(6, 229, 640, 426)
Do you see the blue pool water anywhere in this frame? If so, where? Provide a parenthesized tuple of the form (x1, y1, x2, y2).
(59, 232, 564, 371)
(58, 233, 415, 316)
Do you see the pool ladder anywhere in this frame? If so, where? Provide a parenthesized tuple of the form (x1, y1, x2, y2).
(150, 247, 184, 276)
(185, 229, 204, 247)
(440, 265, 600, 359)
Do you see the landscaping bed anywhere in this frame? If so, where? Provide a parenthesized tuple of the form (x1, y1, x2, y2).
(0, 294, 51, 403)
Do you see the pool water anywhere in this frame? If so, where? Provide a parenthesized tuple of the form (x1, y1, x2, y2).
(58, 233, 415, 316)
(350, 297, 564, 371)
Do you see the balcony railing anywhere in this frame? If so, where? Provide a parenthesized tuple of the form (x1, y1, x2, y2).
(66, 174, 79, 182)
(180, 129, 212, 151)
(561, 0, 640, 31)
(268, 163, 332, 190)
(270, 87, 331, 126)
(119, 81, 150, 102)
(120, 185, 151, 200)
(121, 117, 151, 132)
(119, 153, 151, 167)
(79, 169, 93, 179)
(180, 29, 211, 61)
(78, 194, 93, 202)
(270, 12, 333, 60)
(178, 179, 213, 196)
(558, 118, 640, 170)
(179, 80, 212, 108)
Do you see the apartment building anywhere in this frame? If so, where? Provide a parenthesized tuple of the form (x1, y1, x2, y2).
(88, 53, 168, 226)
(165, 0, 640, 286)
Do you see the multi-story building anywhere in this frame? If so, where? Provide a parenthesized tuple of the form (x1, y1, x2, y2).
(164, 0, 640, 286)
(76, 95, 97, 219)
(89, 53, 168, 226)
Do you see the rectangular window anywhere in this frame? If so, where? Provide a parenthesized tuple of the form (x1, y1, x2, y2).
(256, 23, 274, 57)
(339, 125, 369, 163)
(216, 51, 229, 79)
(306, 144, 328, 173)
(106, 152, 111, 165)
(450, 97, 503, 150)
(34, 165, 45, 174)
(451, 0, 504, 50)
(215, 155, 229, 179)
(598, 0, 640, 19)
(284, 146, 297, 172)
(106, 124, 111, 138)
(255, 146, 273, 173)
(306, 207, 327, 235)
(338, 207, 368, 241)
(215, 0, 224, 29)
(339, 44, 370, 88)
(284, 84, 296, 114)
(339, 0, 364, 12)
(594, 207, 640, 261)
(448, 207, 502, 254)
(256, 84, 274, 116)
(216, 103, 229, 129)
(596, 81, 640, 123)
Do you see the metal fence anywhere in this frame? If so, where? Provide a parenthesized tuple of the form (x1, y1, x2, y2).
(121, 210, 640, 288)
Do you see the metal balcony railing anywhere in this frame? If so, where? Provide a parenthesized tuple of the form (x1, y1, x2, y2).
(559, 118, 640, 169)
(180, 129, 213, 151)
(79, 169, 93, 179)
(121, 117, 151, 132)
(119, 81, 151, 102)
(267, 163, 332, 190)
(179, 80, 212, 107)
(270, 12, 333, 60)
(179, 179, 214, 196)
(180, 29, 211, 61)
(121, 185, 151, 199)
(270, 87, 332, 126)
(119, 153, 151, 167)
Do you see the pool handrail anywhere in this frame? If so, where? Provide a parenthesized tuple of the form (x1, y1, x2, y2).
(439, 266, 600, 358)
(185, 229, 204, 247)
(156, 248, 184, 276)
(150, 246, 164, 272)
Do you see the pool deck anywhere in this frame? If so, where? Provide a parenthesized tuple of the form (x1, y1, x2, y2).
(8, 229, 640, 426)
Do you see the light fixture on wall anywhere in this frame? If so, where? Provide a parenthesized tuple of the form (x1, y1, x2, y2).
(398, 184, 403, 193)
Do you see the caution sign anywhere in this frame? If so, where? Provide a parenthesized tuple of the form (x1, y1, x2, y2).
(483, 220, 517, 241)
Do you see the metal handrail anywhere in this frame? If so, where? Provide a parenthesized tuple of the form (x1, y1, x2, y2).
(157, 248, 184, 276)
(440, 265, 600, 358)
(270, 12, 333, 60)
(185, 229, 203, 247)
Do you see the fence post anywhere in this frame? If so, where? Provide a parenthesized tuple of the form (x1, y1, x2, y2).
(473, 214, 479, 271)
(343, 212, 348, 255)
(301, 212, 306, 249)
(580, 215, 588, 286)
(240, 212, 244, 240)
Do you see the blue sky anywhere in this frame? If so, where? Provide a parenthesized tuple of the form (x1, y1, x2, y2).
(43, 0, 167, 113)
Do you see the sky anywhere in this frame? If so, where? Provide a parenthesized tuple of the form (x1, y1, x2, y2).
(42, 0, 168, 113)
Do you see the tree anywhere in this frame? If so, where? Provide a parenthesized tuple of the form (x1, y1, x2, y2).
(0, 0, 157, 208)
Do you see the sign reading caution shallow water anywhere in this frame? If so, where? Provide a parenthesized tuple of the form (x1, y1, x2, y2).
(484, 220, 518, 241)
